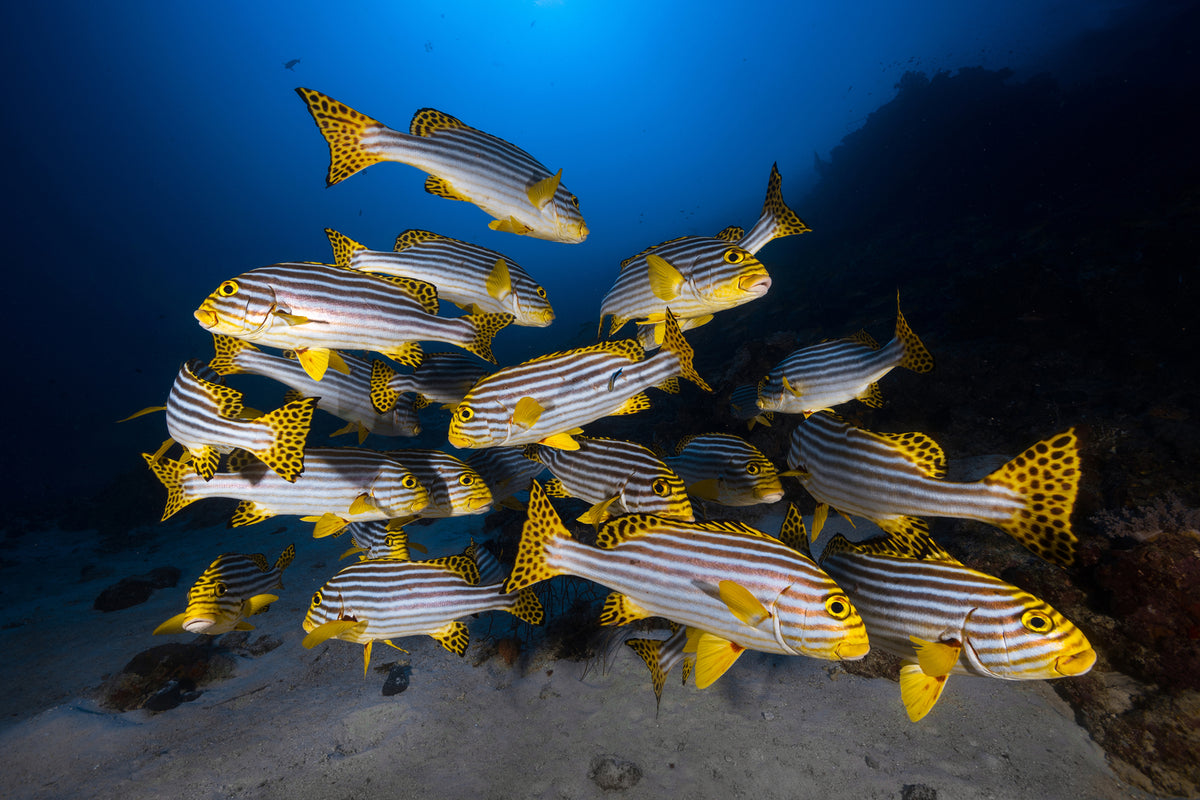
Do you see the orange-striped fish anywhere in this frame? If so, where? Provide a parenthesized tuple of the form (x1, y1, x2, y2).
(665, 432, 783, 506)
(757, 297, 933, 416)
(780, 506, 1095, 721)
(327, 228, 555, 327)
(504, 481, 869, 688)
(784, 412, 1081, 566)
(296, 88, 588, 244)
(193, 262, 512, 380)
(447, 311, 710, 451)
(154, 545, 295, 636)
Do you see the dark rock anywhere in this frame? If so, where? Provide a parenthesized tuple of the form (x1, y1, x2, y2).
(92, 566, 181, 612)
(98, 642, 235, 713)
(901, 785, 937, 800)
(588, 755, 642, 791)
(142, 677, 198, 712)
(382, 663, 411, 696)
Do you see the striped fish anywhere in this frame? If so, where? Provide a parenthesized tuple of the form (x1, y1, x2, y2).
(784, 412, 1081, 566)
(599, 163, 810, 347)
(126, 359, 318, 482)
(728, 383, 774, 430)
(779, 506, 1095, 721)
(302, 537, 544, 675)
(370, 351, 492, 415)
(141, 446, 430, 538)
(193, 262, 513, 380)
(665, 433, 783, 507)
(208, 334, 420, 443)
(757, 297, 934, 416)
(464, 446, 546, 508)
(295, 88, 588, 244)
(154, 545, 295, 636)
(447, 310, 710, 451)
(505, 481, 869, 688)
(383, 448, 493, 523)
(327, 228, 554, 327)
(624, 623, 692, 711)
(524, 435, 694, 524)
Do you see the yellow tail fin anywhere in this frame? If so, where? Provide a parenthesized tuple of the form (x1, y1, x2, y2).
(894, 298, 934, 374)
(208, 333, 256, 376)
(141, 453, 197, 521)
(760, 162, 811, 241)
(324, 228, 367, 268)
(504, 480, 570, 593)
(986, 428, 1081, 566)
(294, 88, 387, 186)
(462, 312, 515, 364)
(509, 587, 545, 626)
(253, 397, 319, 482)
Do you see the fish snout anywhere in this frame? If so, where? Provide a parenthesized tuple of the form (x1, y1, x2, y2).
(737, 272, 772, 296)
(834, 638, 870, 660)
(194, 306, 218, 329)
(1054, 648, 1097, 676)
(182, 617, 215, 634)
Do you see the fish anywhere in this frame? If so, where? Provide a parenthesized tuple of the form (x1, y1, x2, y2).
(141, 446, 430, 539)
(784, 412, 1081, 566)
(208, 334, 420, 444)
(382, 448, 493, 523)
(598, 163, 810, 347)
(302, 537, 544, 675)
(463, 446, 547, 509)
(624, 623, 693, 711)
(327, 228, 555, 327)
(369, 351, 492, 416)
(524, 435, 694, 524)
(193, 262, 513, 380)
(779, 505, 1095, 721)
(447, 310, 710, 450)
(295, 88, 588, 244)
(728, 383, 774, 430)
(504, 481, 869, 688)
(757, 296, 934, 416)
(154, 545, 295, 636)
(665, 433, 784, 506)
(122, 359, 318, 482)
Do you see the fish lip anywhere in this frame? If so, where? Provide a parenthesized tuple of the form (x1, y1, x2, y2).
(447, 432, 474, 449)
(754, 486, 784, 502)
(738, 273, 772, 296)
(1054, 648, 1097, 676)
(182, 618, 215, 634)
(834, 639, 870, 660)
(194, 308, 217, 329)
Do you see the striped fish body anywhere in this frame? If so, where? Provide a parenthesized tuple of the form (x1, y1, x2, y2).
(194, 262, 513, 373)
(464, 446, 546, 503)
(384, 448, 493, 519)
(296, 88, 588, 244)
(155, 545, 295, 635)
(506, 482, 868, 669)
(666, 433, 783, 507)
(163, 359, 318, 483)
(526, 435, 694, 523)
(757, 304, 933, 415)
(142, 447, 429, 528)
(447, 312, 710, 450)
(330, 228, 554, 327)
(728, 383, 774, 430)
(786, 412, 1081, 566)
(371, 352, 492, 414)
(208, 335, 420, 441)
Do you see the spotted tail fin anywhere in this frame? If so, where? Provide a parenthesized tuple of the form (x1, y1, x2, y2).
(208, 334, 257, 376)
(142, 453, 198, 521)
(461, 312, 515, 364)
(504, 480, 571, 593)
(295, 88, 388, 186)
(250, 397, 319, 482)
(894, 297, 934, 374)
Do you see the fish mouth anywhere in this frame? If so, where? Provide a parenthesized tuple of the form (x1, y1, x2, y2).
(465, 495, 493, 511)
(182, 618, 215, 634)
(194, 307, 218, 329)
(834, 639, 870, 660)
(1054, 648, 1097, 676)
(754, 483, 784, 503)
(737, 272, 772, 296)
(447, 432, 475, 449)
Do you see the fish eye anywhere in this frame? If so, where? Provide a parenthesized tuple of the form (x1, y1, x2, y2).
(569, 195, 580, 208)
(535, 286, 547, 299)
(1021, 610, 1054, 633)
(825, 595, 851, 619)
(311, 590, 323, 607)
(214, 582, 228, 597)
(746, 461, 761, 476)
(456, 406, 474, 422)
(459, 474, 476, 486)
(218, 280, 240, 297)
(723, 248, 746, 265)
(402, 475, 418, 490)
(651, 478, 671, 497)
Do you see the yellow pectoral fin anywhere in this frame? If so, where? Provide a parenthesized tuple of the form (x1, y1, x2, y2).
(646, 254, 684, 302)
(327, 350, 350, 375)
(512, 396, 545, 429)
(718, 580, 771, 628)
(539, 430, 582, 450)
(152, 613, 190, 636)
(909, 636, 961, 677)
(577, 496, 619, 528)
(487, 258, 512, 301)
(242, 594, 279, 616)
(117, 405, 167, 423)
(693, 632, 746, 689)
(234, 621, 256, 631)
(295, 348, 331, 381)
(339, 546, 366, 560)
(899, 663, 949, 722)
(489, 216, 531, 235)
(527, 168, 562, 210)
(687, 478, 721, 501)
(811, 503, 829, 542)
(305, 512, 350, 539)
(302, 619, 368, 649)
(273, 311, 310, 326)
(781, 375, 802, 397)
(348, 493, 378, 515)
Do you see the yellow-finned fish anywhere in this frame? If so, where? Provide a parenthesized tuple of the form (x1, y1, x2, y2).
(208, 334, 420, 444)
(370, 351, 492, 415)
(447, 310, 710, 451)
(141, 447, 430, 539)
(729, 383, 774, 431)
(624, 623, 693, 711)
(382, 448, 493, 524)
(295, 88, 588, 244)
(327, 228, 555, 327)
(302, 537, 544, 675)
(784, 412, 1081, 566)
(599, 163, 810, 347)
(463, 446, 547, 509)
(194, 262, 513, 380)
(504, 481, 869, 688)
(780, 505, 1095, 721)
(524, 435, 694, 524)
(757, 296, 934, 416)
(154, 545, 295, 636)
(665, 433, 783, 507)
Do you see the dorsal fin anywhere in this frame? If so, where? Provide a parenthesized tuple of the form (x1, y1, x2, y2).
(409, 108, 470, 137)
(522, 338, 645, 367)
(846, 329, 880, 350)
(714, 225, 745, 242)
(373, 274, 440, 314)
(824, 522, 960, 565)
(427, 554, 481, 585)
(393, 229, 450, 251)
(594, 514, 663, 549)
(871, 430, 947, 479)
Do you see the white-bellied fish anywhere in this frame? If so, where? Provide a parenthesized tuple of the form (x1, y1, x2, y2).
(504, 481, 869, 688)
(784, 412, 1081, 566)
(142, 446, 430, 538)
(383, 448, 493, 523)
(665, 433, 784, 507)
(370, 351, 492, 415)
(154, 545, 295, 636)
(729, 383, 774, 430)
(447, 311, 710, 451)
(302, 537, 544, 675)
(599, 163, 810, 347)
(327, 228, 554, 327)
(757, 297, 934, 416)
(193, 262, 513, 380)
(779, 505, 1095, 721)
(295, 88, 588, 244)
(524, 435, 694, 524)
(208, 334, 420, 443)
